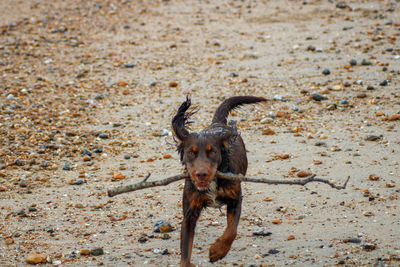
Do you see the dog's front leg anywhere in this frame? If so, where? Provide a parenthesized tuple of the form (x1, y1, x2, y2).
(180, 194, 201, 267)
(209, 192, 242, 262)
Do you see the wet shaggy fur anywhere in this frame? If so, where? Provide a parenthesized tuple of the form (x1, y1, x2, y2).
(172, 96, 267, 267)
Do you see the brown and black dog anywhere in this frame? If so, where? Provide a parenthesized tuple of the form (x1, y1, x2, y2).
(172, 96, 267, 266)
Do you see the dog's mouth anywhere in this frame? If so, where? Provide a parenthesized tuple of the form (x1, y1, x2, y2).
(194, 180, 211, 191)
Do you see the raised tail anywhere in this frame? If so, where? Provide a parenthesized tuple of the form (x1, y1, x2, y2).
(212, 96, 267, 125)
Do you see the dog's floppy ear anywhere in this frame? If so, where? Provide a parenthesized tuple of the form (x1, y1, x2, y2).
(172, 96, 194, 141)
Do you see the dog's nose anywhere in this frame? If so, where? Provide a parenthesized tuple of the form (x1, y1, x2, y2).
(195, 170, 208, 181)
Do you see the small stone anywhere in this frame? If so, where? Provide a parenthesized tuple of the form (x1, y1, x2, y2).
(7, 94, 15, 100)
(340, 99, 349, 105)
(153, 248, 169, 255)
(74, 179, 84, 185)
(365, 135, 382, 141)
(95, 94, 105, 100)
(253, 228, 272, 236)
(20, 180, 28, 188)
(263, 128, 275, 135)
(229, 72, 238, 77)
(272, 219, 282, 224)
(287, 235, 295, 240)
(326, 104, 337, 111)
(113, 172, 125, 180)
(278, 154, 290, 160)
(124, 63, 135, 68)
(322, 68, 331, 75)
(83, 155, 91, 161)
(94, 147, 103, 153)
(379, 80, 388, 86)
(83, 150, 92, 156)
(361, 59, 372, 66)
(160, 234, 171, 240)
(26, 253, 47, 264)
(28, 206, 37, 212)
(62, 162, 71, 171)
(362, 243, 377, 251)
(389, 114, 400, 121)
(90, 248, 104, 256)
(99, 133, 109, 139)
(17, 209, 25, 215)
(154, 220, 174, 233)
(367, 85, 376, 90)
(297, 170, 312, 177)
(349, 59, 357, 66)
(311, 93, 327, 101)
(347, 237, 361, 243)
(356, 93, 367, 99)
(138, 236, 148, 243)
(5, 238, 14, 245)
(268, 249, 280, 255)
(169, 81, 178, 87)
(356, 80, 363, 85)
(124, 154, 131, 160)
(315, 141, 326, 146)
(80, 249, 90, 255)
(368, 174, 380, 181)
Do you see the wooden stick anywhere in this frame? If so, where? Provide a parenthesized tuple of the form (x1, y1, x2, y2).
(107, 172, 350, 197)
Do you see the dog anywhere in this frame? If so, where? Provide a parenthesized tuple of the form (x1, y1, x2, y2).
(172, 96, 267, 266)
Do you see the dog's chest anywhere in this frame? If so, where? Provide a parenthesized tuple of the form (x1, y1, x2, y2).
(204, 180, 224, 208)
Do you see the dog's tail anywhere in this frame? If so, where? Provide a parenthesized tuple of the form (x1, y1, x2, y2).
(212, 96, 267, 125)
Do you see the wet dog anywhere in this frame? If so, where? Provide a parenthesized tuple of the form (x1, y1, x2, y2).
(172, 96, 266, 266)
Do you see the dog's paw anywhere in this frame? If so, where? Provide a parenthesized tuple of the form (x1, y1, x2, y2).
(209, 239, 231, 262)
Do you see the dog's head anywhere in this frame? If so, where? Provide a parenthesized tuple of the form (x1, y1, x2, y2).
(172, 97, 232, 191)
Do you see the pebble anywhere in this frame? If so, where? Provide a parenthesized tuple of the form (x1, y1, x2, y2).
(362, 243, 377, 251)
(340, 99, 349, 105)
(124, 154, 131, 160)
(83, 150, 92, 156)
(138, 236, 148, 243)
(297, 170, 312, 177)
(154, 220, 174, 233)
(356, 80, 363, 85)
(94, 147, 103, 153)
(365, 135, 382, 141)
(62, 162, 71, 171)
(26, 253, 47, 264)
(268, 249, 280, 255)
(153, 248, 169, 255)
(253, 228, 272, 236)
(94, 94, 105, 100)
(90, 248, 104, 256)
(28, 206, 37, 212)
(322, 68, 331, 75)
(20, 180, 28, 188)
(160, 233, 171, 240)
(326, 103, 337, 111)
(367, 85, 377, 90)
(273, 95, 287, 101)
(74, 179, 84, 185)
(17, 209, 25, 215)
(361, 59, 372, 66)
(229, 72, 238, 77)
(80, 248, 90, 255)
(346, 237, 361, 243)
(349, 59, 357, 66)
(379, 80, 388, 86)
(311, 93, 328, 101)
(7, 94, 15, 100)
(99, 133, 109, 139)
(124, 63, 135, 68)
